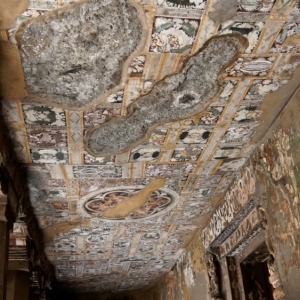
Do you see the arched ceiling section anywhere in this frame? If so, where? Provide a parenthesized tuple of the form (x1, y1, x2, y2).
(1, 0, 300, 294)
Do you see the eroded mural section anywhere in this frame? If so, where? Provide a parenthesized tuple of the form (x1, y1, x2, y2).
(87, 34, 247, 156)
(16, 0, 143, 107)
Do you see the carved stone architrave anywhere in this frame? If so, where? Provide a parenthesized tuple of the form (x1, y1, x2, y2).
(207, 205, 279, 300)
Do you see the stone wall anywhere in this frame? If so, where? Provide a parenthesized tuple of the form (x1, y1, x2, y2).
(154, 87, 300, 300)
(251, 88, 300, 299)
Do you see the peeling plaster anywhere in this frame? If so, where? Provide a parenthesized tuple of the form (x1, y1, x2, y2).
(16, 0, 145, 108)
(87, 34, 247, 156)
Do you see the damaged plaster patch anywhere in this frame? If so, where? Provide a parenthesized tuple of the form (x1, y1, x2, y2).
(16, 0, 143, 107)
(87, 35, 247, 156)
(208, 0, 237, 24)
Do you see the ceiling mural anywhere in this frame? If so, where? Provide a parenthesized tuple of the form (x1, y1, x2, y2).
(1, 0, 300, 293)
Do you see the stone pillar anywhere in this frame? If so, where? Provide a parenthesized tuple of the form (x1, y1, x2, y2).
(0, 196, 9, 300)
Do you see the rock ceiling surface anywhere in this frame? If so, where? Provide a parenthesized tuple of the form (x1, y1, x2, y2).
(2, 0, 300, 293)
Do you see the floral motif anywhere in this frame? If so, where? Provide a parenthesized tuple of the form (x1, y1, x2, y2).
(150, 18, 199, 53)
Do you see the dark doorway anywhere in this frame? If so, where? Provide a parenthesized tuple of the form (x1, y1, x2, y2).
(240, 243, 274, 300)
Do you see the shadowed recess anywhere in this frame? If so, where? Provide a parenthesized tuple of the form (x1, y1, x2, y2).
(16, 0, 143, 107)
(86, 34, 248, 156)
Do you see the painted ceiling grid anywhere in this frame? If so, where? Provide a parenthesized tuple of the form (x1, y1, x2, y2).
(1, 0, 300, 293)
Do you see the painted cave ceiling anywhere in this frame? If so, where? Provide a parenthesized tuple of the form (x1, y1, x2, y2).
(1, 0, 300, 293)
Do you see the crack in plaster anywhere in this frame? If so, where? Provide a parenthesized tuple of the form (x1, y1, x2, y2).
(86, 34, 248, 156)
(16, 0, 144, 108)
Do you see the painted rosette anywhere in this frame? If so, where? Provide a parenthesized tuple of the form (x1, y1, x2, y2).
(79, 186, 179, 221)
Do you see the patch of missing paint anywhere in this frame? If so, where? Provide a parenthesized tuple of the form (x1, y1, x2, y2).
(16, 0, 143, 107)
(86, 34, 248, 156)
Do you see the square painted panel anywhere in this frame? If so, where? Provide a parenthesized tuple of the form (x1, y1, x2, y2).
(280, 55, 300, 77)
(243, 79, 289, 102)
(193, 187, 215, 197)
(84, 152, 115, 164)
(27, 128, 67, 147)
(178, 126, 212, 144)
(128, 55, 146, 77)
(150, 17, 200, 53)
(156, 0, 207, 9)
(129, 147, 160, 162)
(237, 0, 275, 12)
(73, 165, 122, 178)
(84, 107, 121, 127)
(198, 106, 224, 125)
(30, 148, 69, 164)
(196, 175, 223, 187)
(22, 104, 66, 126)
(107, 91, 124, 104)
(147, 125, 169, 145)
(47, 189, 67, 199)
(233, 105, 262, 123)
(171, 147, 202, 161)
(270, 22, 300, 53)
(218, 21, 264, 53)
(225, 57, 275, 77)
(213, 145, 242, 159)
(145, 163, 196, 177)
(222, 123, 259, 143)
(217, 158, 247, 172)
(215, 80, 238, 104)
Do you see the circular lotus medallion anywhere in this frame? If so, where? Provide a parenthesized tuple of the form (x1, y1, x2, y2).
(79, 186, 178, 222)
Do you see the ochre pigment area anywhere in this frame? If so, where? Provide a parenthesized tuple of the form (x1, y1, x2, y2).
(86, 34, 247, 156)
(16, 0, 143, 107)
